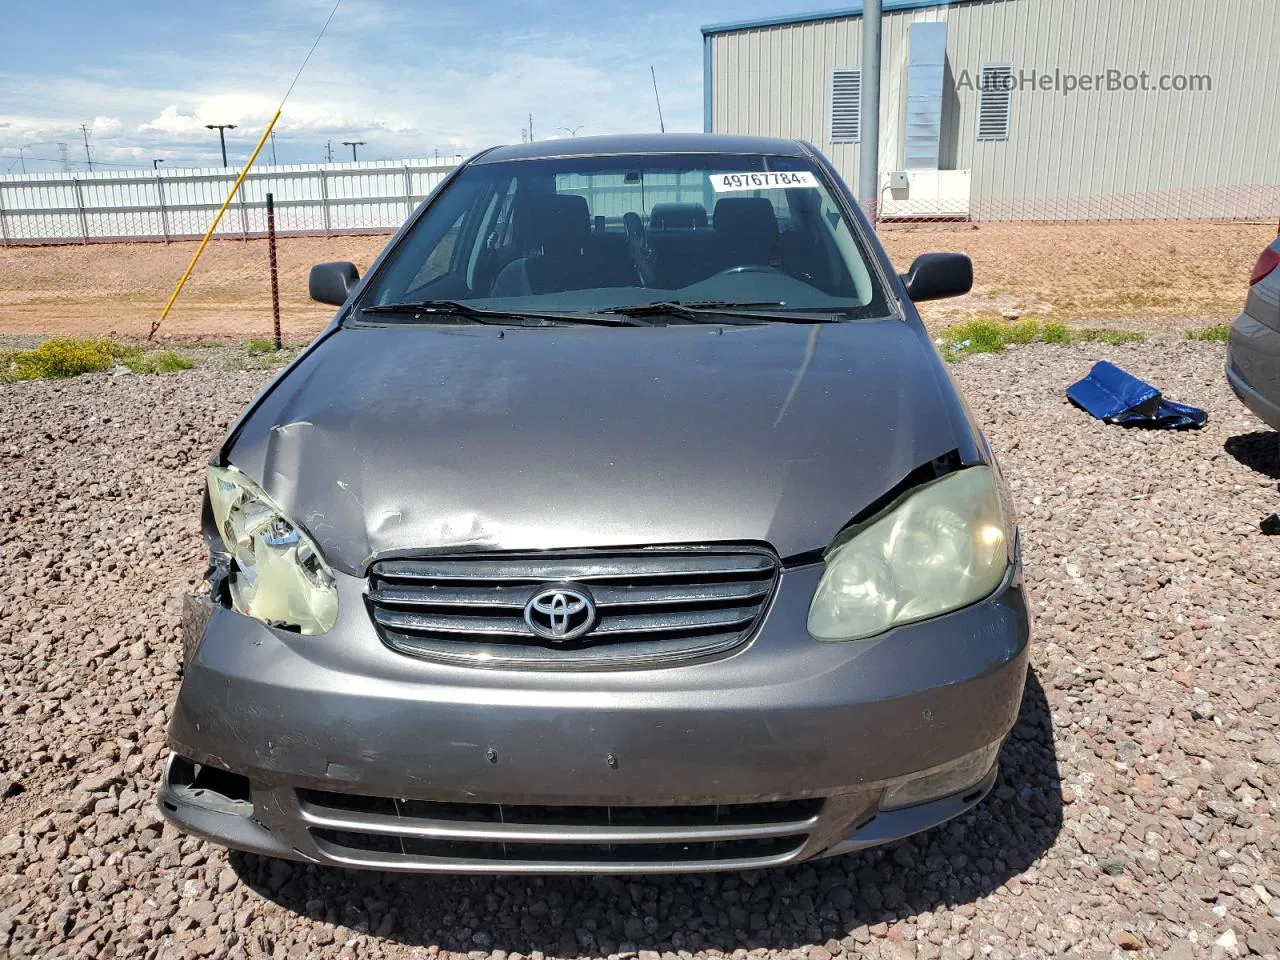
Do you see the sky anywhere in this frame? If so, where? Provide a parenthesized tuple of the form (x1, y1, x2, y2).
(0, 0, 825, 173)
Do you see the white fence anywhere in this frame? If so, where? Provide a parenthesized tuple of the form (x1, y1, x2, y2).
(0, 158, 459, 246)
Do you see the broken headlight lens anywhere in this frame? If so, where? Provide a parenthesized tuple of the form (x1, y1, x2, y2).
(206, 465, 338, 635)
(807, 466, 1009, 642)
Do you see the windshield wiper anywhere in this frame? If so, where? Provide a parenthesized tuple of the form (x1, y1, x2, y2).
(601, 300, 841, 324)
(360, 300, 648, 326)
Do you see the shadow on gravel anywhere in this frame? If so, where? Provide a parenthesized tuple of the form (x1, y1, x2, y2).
(1225, 431, 1280, 479)
(232, 670, 1060, 953)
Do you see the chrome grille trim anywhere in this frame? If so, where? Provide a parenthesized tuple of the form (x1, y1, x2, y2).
(366, 547, 779, 669)
(298, 790, 818, 869)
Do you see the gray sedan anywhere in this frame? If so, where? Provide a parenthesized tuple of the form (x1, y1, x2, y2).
(159, 134, 1029, 875)
(1228, 236, 1280, 430)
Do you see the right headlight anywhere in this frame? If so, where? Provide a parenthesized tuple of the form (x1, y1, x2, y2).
(807, 466, 1010, 642)
(206, 465, 338, 635)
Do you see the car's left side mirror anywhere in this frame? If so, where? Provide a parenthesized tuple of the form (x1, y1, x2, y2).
(309, 261, 360, 306)
(900, 252, 973, 302)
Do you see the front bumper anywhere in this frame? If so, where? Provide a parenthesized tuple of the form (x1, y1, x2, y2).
(1227, 312, 1280, 431)
(162, 562, 1030, 873)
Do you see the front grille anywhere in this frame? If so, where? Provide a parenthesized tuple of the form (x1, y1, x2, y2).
(366, 547, 779, 669)
(299, 790, 818, 871)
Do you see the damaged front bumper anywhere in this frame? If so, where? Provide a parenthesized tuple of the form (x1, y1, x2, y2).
(161, 562, 1030, 874)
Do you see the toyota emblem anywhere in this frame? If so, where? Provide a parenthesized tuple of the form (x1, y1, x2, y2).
(523, 585, 597, 642)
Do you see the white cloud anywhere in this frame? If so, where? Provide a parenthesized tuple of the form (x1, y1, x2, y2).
(0, 0, 759, 171)
(91, 116, 123, 137)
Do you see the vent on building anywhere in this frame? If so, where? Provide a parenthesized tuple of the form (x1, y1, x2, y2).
(829, 68, 862, 143)
(977, 63, 1013, 141)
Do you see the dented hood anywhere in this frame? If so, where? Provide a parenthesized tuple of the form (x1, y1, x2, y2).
(227, 321, 972, 575)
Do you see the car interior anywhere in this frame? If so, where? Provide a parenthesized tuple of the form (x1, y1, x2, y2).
(482, 192, 853, 298)
(392, 174, 866, 307)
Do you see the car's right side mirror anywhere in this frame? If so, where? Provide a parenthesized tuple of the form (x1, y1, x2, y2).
(309, 261, 360, 306)
(900, 252, 973, 302)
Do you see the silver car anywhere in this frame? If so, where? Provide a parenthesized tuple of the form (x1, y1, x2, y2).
(160, 134, 1030, 875)
(1228, 236, 1280, 430)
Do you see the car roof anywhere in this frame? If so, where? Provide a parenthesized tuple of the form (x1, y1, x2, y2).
(474, 133, 810, 164)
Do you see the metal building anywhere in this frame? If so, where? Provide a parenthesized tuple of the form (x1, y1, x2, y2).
(702, 0, 1280, 220)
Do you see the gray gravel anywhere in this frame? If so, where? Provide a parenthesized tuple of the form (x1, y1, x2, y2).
(0, 336, 1277, 960)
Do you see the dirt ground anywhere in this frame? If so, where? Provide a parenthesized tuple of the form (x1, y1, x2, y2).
(0, 221, 1272, 339)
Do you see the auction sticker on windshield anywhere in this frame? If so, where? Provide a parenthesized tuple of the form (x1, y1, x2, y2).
(709, 171, 819, 192)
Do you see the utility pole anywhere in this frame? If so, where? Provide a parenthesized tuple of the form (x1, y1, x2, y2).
(79, 124, 94, 171)
(153, 159, 164, 171)
(16, 146, 27, 174)
(528, 114, 534, 141)
(859, 0, 882, 224)
(270, 132, 278, 165)
(205, 124, 236, 167)
(341, 140, 365, 161)
(558, 125, 584, 137)
(325, 140, 333, 163)
(57, 142, 69, 172)
(650, 66, 666, 133)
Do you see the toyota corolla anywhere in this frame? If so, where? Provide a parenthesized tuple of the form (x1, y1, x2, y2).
(160, 134, 1030, 874)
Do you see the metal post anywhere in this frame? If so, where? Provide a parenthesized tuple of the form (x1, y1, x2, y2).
(318, 169, 332, 236)
(155, 170, 171, 243)
(267, 192, 282, 351)
(237, 173, 250, 239)
(859, 0, 882, 224)
(0, 185, 9, 247)
(72, 178, 90, 244)
(403, 165, 415, 219)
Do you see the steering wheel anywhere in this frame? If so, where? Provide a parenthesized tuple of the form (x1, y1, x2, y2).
(714, 263, 819, 285)
(623, 214, 660, 288)
(713, 264, 785, 278)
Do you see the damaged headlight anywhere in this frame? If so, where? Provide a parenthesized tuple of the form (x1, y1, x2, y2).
(206, 465, 338, 635)
(807, 466, 1009, 642)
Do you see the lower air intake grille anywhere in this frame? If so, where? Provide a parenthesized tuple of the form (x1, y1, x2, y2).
(365, 547, 779, 669)
(299, 790, 819, 871)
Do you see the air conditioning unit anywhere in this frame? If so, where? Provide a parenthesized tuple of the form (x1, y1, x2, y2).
(880, 170, 971, 220)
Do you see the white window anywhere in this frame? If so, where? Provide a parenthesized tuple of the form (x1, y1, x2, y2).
(977, 62, 1013, 141)
(829, 68, 862, 143)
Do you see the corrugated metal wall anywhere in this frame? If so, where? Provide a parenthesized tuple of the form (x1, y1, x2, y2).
(711, 5, 945, 190)
(709, 0, 1280, 220)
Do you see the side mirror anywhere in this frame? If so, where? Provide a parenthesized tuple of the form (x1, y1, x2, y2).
(309, 261, 360, 306)
(900, 252, 973, 302)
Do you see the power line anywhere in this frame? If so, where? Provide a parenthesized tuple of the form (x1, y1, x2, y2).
(0, 100, 94, 122)
(0, 90, 98, 110)
(0, 155, 150, 169)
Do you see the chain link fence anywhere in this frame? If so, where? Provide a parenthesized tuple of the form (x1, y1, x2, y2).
(872, 182, 1280, 223)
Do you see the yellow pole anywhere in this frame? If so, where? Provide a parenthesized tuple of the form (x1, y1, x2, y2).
(149, 109, 283, 339)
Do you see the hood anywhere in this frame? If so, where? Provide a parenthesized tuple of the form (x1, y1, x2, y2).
(227, 321, 973, 575)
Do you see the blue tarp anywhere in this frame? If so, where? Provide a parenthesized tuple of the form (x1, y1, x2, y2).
(1067, 361, 1207, 430)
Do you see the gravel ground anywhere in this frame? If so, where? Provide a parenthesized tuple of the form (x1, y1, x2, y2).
(0, 336, 1276, 960)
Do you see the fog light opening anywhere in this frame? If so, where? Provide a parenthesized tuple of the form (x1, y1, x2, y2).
(167, 754, 254, 816)
(880, 741, 1002, 812)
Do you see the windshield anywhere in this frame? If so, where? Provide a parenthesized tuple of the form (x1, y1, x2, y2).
(356, 152, 891, 320)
